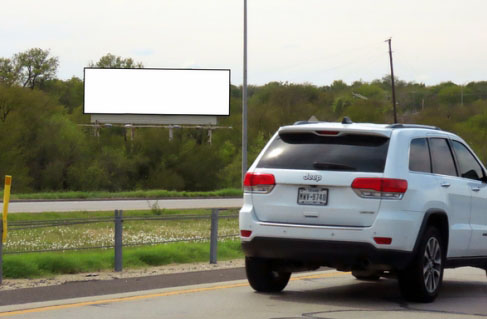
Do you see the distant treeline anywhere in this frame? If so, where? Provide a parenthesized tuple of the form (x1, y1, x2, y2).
(1, 49, 487, 192)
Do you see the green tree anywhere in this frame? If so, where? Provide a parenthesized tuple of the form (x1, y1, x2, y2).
(40, 77, 84, 113)
(0, 86, 23, 121)
(355, 83, 386, 100)
(437, 84, 462, 105)
(0, 87, 63, 191)
(0, 58, 20, 87)
(467, 82, 487, 100)
(14, 48, 59, 89)
(90, 53, 143, 68)
(330, 80, 348, 92)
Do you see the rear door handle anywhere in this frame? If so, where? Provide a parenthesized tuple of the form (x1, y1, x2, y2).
(441, 182, 451, 188)
(471, 186, 481, 192)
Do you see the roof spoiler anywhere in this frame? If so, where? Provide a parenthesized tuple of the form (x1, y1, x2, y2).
(294, 117, 353, 126)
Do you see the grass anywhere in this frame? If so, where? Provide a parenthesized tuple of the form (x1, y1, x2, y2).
(4, 188, 242, 201)
(4, 209, 239, 253)
(0, 208, 241, 278)
(3, 240, 244, 278)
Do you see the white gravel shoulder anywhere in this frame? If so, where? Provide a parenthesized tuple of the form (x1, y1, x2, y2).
(0, 258, 244, 291)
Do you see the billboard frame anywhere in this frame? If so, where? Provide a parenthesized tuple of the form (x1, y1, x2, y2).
(83, 67, 231, 118)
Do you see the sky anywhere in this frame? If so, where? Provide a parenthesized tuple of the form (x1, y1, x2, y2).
(1, 0, 486, 86)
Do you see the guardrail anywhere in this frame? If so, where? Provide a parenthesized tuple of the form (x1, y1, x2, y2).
(0, 208, 239, 284)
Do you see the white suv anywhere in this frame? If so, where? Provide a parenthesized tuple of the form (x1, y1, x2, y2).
(239, 118, 487, 302)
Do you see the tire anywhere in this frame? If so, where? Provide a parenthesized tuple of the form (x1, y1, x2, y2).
(245, 257, 291, 293)
(398, 227, 444, 303)
(352, 270, 382, 281)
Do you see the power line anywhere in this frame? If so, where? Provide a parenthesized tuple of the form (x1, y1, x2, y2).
(279, 41, 385, 72)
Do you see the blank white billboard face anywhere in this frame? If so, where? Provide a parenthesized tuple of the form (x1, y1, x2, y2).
(84, 68, 230, 116)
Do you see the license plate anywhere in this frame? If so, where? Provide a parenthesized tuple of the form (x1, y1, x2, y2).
(297, 187, 328, 206)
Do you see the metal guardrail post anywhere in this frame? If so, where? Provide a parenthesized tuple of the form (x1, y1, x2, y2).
(210, 208, 219, 264)
(114, 210, 123, 272)
(0, 220, 3, 285)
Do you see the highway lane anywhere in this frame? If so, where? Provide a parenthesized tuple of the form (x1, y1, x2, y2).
(7, 198, 243, 213)
(1, 267, 486, 318)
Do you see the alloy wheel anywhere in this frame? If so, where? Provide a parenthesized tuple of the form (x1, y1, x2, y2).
(423, 237, 442, 293)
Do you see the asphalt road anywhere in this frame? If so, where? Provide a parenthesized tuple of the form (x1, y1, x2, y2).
(1, 267, 485, 318)
(7, 198, 243, 213)
(0, 268, 247, 306)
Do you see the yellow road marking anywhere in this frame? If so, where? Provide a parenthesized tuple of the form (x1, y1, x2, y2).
(290, 272, 350, 281)
(0, 271, 348, 317)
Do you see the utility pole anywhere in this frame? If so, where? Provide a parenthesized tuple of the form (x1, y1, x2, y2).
(386, 38, 398, 123)
(242, 0, 248, 183)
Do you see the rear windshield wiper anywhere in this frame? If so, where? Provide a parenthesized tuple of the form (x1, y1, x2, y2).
(312, 162, 356, 171)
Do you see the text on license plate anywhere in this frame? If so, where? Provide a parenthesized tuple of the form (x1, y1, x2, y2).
(297, 187, 328, 206)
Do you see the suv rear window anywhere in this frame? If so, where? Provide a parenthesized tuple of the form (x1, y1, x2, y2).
(257, 133, 390, 172)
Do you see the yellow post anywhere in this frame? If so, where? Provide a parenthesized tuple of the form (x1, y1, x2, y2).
(2, 176, 11, 243)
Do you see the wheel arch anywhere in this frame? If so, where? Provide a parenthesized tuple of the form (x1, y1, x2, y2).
(413, 209, 449, 257)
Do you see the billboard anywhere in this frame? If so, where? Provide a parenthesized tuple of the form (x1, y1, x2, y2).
(84, 68, 230, 116)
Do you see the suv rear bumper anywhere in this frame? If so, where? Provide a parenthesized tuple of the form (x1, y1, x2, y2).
(242, 237, 414, 271)
(239, 201, 423, 253)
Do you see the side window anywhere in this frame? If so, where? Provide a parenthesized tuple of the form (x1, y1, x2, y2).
(451, 141, 484, 181)
(429, 138, 457, 177)
(409, 138, 431, 173)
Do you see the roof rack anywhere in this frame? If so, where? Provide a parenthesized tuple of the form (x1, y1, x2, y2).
(387, 124, 441, 130)
(293, 120, 311, 125)
(341, 116, 353, 124)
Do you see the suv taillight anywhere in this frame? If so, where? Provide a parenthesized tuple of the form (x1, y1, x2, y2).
(351, 178, 407, 200)
(244, 173, 275, 194)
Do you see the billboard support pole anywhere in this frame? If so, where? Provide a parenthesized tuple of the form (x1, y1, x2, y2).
(242, 0, 248, 184)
